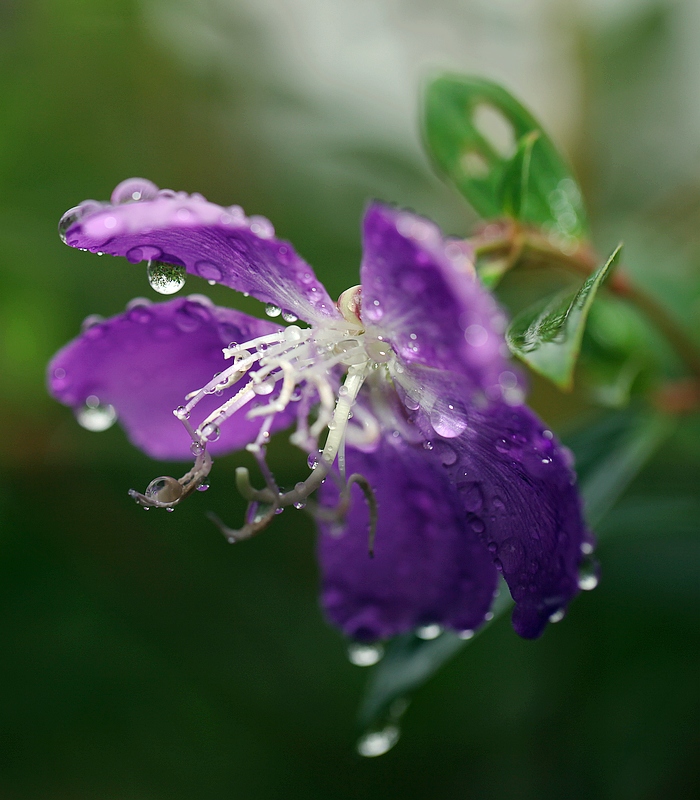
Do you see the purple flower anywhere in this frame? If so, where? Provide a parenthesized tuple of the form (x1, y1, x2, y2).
(48, 177, 593, 641)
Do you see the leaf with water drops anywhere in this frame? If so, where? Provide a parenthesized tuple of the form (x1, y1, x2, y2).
(506, 245, 623, 389)
(423, 75, 589, 238)
(356, 586, 512, 734)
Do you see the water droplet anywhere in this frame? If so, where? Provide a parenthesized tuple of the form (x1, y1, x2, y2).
(190, 441, 205, 456)
(194, 260, 222, 282)
(284, 325, 302, 342)
(415, 623, 442, 640)
(338, 385, 349, 397)
(578, 556, 599, 591)
(202, 423, 220, 442)
(111, 178, 158, 205)
(458, 629, 474, 640)
(76, 396, 117, 432)
(422, 440, 434, 451)
(144, 475, 183, 504)
(81, 314, 104, 333)
(253, 378, 276, 396)
(126, 303, 152, 324)
(366, 340, 392, 363)
(357, 725, 400, 758)
(464, 324, 488, 347)
(53, 367, 66, 380)
(581, 541, 594, 555)
(307, 451, 321, 470)
(281, 310, 298, 323)
(147, 260, 186, 295)
(174, 406, 190, 419)
(196, 482, 210, 492)
(458, 481, 484, 513)
(347, 642, 384, 666)
(548, 609, 565, 623)
(265, 303, 281, 318)
(435, 440, 457, 466)
(430, 402, 468, 438)
(487, 542, 498, 554)
(58, 200, 102, 243)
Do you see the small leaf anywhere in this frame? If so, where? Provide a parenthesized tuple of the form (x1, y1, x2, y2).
(506, 245, 623, 389)
(423, 75, 588, 237)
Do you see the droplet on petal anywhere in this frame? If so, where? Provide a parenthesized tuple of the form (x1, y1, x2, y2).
(347, 642, 384, 666)
(265, 303, 282, 318)
(76, 396, 117, 432)
(111, 178, 159, 205)
(147, 260, 186, 295)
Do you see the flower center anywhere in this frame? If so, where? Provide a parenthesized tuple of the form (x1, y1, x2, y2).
(129, 285, 394, 541)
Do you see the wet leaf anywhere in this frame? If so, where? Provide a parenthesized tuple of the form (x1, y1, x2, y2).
(357, 587, 512, 732)
(423, 75, 588, 237)
(506, 245, 623, 389)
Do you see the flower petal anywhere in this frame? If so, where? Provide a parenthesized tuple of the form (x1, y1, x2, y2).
(60, 182, 339, 325)
(317, 435, 498, 641)
(361, 203, 511, 398)
(48, 296, 295, 460)
(404, 368, 590, 639)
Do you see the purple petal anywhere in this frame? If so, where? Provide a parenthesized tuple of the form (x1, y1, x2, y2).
(60, 181, 339, 325)
(360, 203, 512, 399)
(317, 435, 498, 641)
(48, 296, 295, 460)
(413, 389, 590, 639)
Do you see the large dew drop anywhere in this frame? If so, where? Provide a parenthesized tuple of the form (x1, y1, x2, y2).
(144, 476, 184, 504)
(357, 725, 400, 758)
(147, 260, 186, 295)
(76, 396, 117, 432)
(347, 642, 384, 667)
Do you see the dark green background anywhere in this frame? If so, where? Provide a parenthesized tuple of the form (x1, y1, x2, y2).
(1, 1, 699, 797)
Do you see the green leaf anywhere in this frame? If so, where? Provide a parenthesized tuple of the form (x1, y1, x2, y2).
(423, 75, 588, 237)
(357, 586, 512, 732)
(506, 245, 623, 389)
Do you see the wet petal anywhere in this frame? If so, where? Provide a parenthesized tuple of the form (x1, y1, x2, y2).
(60, 181, 339, 325)
(317, 436, 498, 641)
(48, 296, 295, 460)
(361, 203, 511, 399)
(409, 380, 590, 639)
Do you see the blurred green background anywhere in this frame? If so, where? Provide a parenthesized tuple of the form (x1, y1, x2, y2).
(1, 0, 699, 797)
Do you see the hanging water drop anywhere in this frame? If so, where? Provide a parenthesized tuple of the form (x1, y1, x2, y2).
(253, 378, 276, 396)
(147, 260, 186, 295)
(347, 642, 384, 667)
(202, 423, 220, 442)
(357, 725, 400, 758)
(76, 396, 117, 432)
(577, 556, 599, 591)
(265, 303, 282, 318)
(144, 476, 183, 504)
(415, 623, 442, 640)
